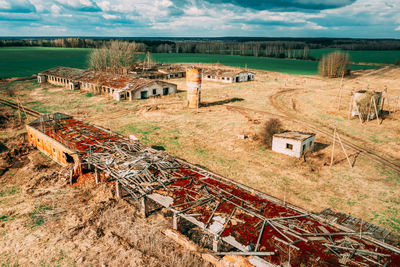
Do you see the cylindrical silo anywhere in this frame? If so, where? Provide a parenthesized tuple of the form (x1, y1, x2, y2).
(186, 67, 202, 109)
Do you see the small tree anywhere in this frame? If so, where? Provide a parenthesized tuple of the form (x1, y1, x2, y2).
(319, 51, 350, 78)
(260, 119, 283, 148)
(88, 40, 138, 73)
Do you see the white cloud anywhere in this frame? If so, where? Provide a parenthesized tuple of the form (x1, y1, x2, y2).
(0, 0, 11, 9)
(50, 4, 61, 15)
(102, 13, 118, 19)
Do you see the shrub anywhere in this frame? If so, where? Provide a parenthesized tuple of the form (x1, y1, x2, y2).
(356, 91, 381, 121)
(260, 119, 283, 148)
(319, 51, 350, 78)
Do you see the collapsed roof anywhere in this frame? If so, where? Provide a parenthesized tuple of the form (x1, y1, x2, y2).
(39, 67, 176, 92)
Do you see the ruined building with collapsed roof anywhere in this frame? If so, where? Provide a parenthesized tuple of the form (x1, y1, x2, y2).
(37, 67, 178, 101)
(25, 112, 400, 266)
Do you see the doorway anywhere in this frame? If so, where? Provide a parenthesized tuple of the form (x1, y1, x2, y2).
(63, 152, 75, 164)
(141, 91, 148, 99)
(163, 87, 169, 95)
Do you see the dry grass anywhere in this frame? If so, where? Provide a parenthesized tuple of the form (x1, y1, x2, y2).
(0, 116, 208, 266)
(1, 66, 400, 237)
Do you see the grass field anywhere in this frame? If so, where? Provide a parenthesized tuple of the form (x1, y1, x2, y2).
(308, 48, 400, 64)
(2, 68, 400, 235)
(0, 47, 91, 78)
(0, 47, 380, 78)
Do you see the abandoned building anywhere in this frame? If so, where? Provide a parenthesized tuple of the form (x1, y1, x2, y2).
(157, 67, 186, 79)
(111, 79, 177, 101)
(272, 131, 315, 158)
(202, 69, 255, 83)
(129, 62, 186, 80)
(38, 67, 90, 90)
(38, 67, 178, 100)
(25, 113, 400, 266)
(351, 90, 383, 120)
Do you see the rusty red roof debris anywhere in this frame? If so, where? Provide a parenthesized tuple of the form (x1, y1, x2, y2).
(28, 113, 400, 266)
(28, 113, 123, 155)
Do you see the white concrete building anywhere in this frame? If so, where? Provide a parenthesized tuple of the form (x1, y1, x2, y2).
(113, 80, 177, 101)
(272, 131, 315, 158)
(202, 69, 255, 83)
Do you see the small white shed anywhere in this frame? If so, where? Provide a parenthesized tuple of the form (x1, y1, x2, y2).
(272, 131, 315, 158)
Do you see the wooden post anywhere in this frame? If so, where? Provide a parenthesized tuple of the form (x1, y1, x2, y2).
(348, 94, 354, 120)
(330, 128, 337, 167)
(115, 180, 121, 199)
(173, 212, 180, 231)
(16, 101, 22, 123)
(336, 132, 353, 169)
(354, 103, 363, 124)
(366, 96, 373, 122)
(140, 196, 149, 218)
(17, 97, 28, 122)
(337, 72, 345, 111)
(213, 236, 221, 252)
(95, 168, 100, 184)
(372, 96, 381, 125)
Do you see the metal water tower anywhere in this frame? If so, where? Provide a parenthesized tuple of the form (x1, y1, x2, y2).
(186, 67, 202, 109)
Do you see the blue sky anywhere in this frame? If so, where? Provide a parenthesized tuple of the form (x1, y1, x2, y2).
(0, 0, 399, 38)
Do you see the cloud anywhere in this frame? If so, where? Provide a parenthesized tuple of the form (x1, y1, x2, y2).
(202, 0, 356, 11)
(55, 0, 101, 12)
(0, 0, 399, 38)
(0, 0, 36, 13)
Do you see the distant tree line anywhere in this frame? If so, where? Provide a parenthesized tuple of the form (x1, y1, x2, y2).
(1, 37, 400, 61)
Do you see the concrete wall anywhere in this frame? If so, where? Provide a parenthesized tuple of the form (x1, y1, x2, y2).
(26, 125, 80, 168)
(46, 75, 77, 90)
(272, 136, 315, 158)
(37, 75, 47, 84)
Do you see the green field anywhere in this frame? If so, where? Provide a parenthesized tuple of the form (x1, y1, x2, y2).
(0, 47, 381, 78)
(0, 47, 91, 78)
(308, 48, 400, 64)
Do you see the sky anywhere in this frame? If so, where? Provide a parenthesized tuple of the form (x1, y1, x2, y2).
(0, 0, 399, 38)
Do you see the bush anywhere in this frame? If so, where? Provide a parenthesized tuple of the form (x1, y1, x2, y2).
(356, 91, 381, 121)
(319, 51, 350, 78)
(260, 119, 283, 148)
